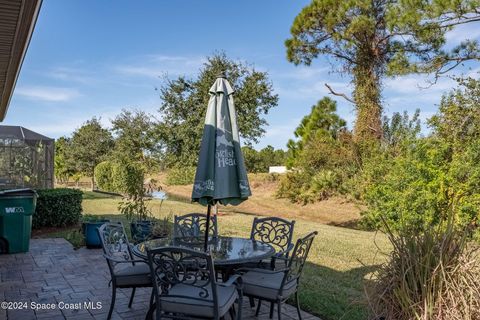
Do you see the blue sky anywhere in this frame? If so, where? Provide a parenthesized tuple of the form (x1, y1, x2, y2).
(4, 0, 480, 149)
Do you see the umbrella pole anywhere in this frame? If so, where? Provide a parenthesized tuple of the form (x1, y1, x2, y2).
(204, 204, 212, 252)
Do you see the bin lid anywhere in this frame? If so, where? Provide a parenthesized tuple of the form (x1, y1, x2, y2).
(0, 188, 37, 197)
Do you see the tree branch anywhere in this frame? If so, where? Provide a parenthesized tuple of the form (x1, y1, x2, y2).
(324, 83, 355, 104)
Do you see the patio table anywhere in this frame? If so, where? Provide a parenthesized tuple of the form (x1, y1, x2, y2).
(132, 236, 275, 278)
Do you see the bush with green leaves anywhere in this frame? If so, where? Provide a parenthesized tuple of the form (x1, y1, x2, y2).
(165, 166, 196, 185)
(33, 188, 83, 229)
(361, 137, 480, 233)
(277, 97, 359, 203)
(277, 131, 357, 203)
(361, 81, 480, 233)
(113, 162, 151, 221)
(248, 172, 280, 183)
(94, 161, 115, 192)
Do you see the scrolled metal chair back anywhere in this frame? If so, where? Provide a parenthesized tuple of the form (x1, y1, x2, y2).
(286, 231, 317, 282)
(147, 247, 218, 308)
(97, 222, 133, 263)
(174, 213, 218, 238)
(250, 217, 295, 255)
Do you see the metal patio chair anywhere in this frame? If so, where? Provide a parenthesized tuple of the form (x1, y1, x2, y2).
(250, 217, 296, 270)
(173, 213, 218, 238)
(239, 231, 318, 320)
(97, 222, 153, 320)
(146, 246, 243, 320)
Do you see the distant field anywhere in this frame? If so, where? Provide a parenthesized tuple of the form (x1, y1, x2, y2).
(79, 191, 389, 320)
(65, 173, 365, 227)
(160, 173, 364, 228)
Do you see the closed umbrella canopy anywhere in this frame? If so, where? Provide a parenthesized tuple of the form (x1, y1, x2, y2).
(192, 75, 251, 206)
(192, 75, 251, 251)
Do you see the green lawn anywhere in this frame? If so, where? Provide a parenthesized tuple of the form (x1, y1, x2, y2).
(40, 191, 391, 320)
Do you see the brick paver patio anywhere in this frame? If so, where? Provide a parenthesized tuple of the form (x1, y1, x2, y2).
(0, 239, 320, 320)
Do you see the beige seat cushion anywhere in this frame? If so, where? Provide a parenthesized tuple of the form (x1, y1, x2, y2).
(114, 263, 151, 287)
(242, 270, 297, 300)
(159, 283, 237, 318)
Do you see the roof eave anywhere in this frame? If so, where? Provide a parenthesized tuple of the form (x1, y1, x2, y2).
(0, 0, 43, 122)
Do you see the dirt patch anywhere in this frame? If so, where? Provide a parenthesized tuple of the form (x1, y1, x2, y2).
(31, 225, 80, 238)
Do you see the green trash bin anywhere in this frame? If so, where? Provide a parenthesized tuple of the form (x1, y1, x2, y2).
(0, 189, 37, 253)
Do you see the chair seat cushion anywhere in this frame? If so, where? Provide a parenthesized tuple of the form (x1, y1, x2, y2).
(114, 263, 151, 287)
(159, 283, 237, 318)
(242, 257, 289, 271)
(242, 270, 297, 300)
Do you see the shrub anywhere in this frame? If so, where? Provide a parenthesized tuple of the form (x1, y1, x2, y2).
(111, 161, 151, 221)
(367, 218, 480, 320)
(361, 137, 480, 232)
(33, 188, 83, 228)
(276, 168, 348, 204)
(94, 161, 115, 192)
(276, 170, 311, 203)
(165, 166, 196, 185)
(278, 131, 359, 203)
(112, 162, 144, 195)
(248, 172, 280, 184)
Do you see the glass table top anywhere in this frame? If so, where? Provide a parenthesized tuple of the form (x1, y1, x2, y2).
(132, 236, 275, 265)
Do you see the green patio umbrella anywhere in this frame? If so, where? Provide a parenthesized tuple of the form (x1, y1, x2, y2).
(192, 74, 251, 250)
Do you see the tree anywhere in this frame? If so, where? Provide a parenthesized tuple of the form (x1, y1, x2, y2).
(54, 136, 76, 184)
(111, 109, 159, 169)
(242, 145, 286, 173)
(278, 97, 355, 203)
(286, 0, 480, 144)
(156, 53, 279, 167)
(286, 97, 347, 168)
(69, 118, 114, 190)
(429, 76, 480, 151)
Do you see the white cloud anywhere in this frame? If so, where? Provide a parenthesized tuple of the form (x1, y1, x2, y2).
(445, 23, 480, 47)
(272, 66, 331, 81)
(14, 86, 80, 102)
(115, 55, 206, 78)
(48, 67, 96, 84)
(383, 74, 458, 114)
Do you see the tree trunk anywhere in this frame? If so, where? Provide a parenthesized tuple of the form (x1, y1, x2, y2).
(91, 176, 95, 191)
(352, 56, 383, 146)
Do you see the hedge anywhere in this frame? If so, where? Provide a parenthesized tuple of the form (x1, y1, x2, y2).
(33, 188, 83, 229)
(94, 161, 115, 192)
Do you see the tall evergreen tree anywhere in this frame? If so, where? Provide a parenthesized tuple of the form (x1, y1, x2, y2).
(286, 0, 480, 144)
(287, 97, 346, 168)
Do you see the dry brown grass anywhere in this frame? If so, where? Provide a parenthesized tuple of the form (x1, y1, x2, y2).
(367, 221, 480, 320)
(162, 174, 364, 227)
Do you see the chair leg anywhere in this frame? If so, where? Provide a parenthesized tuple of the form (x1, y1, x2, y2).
(249, 296, 255, 308)
(236, 292, 242, 320)
(277, 302, 282, 320)
(128, 287, 136, 308)
(107, 284, 116, 320)
(255, 299, 262, 316)
(295, 292, 303, 320)
(150, 287, 155, 307)
(145, 302, 155, 320)
(269, 302, 274, 319)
